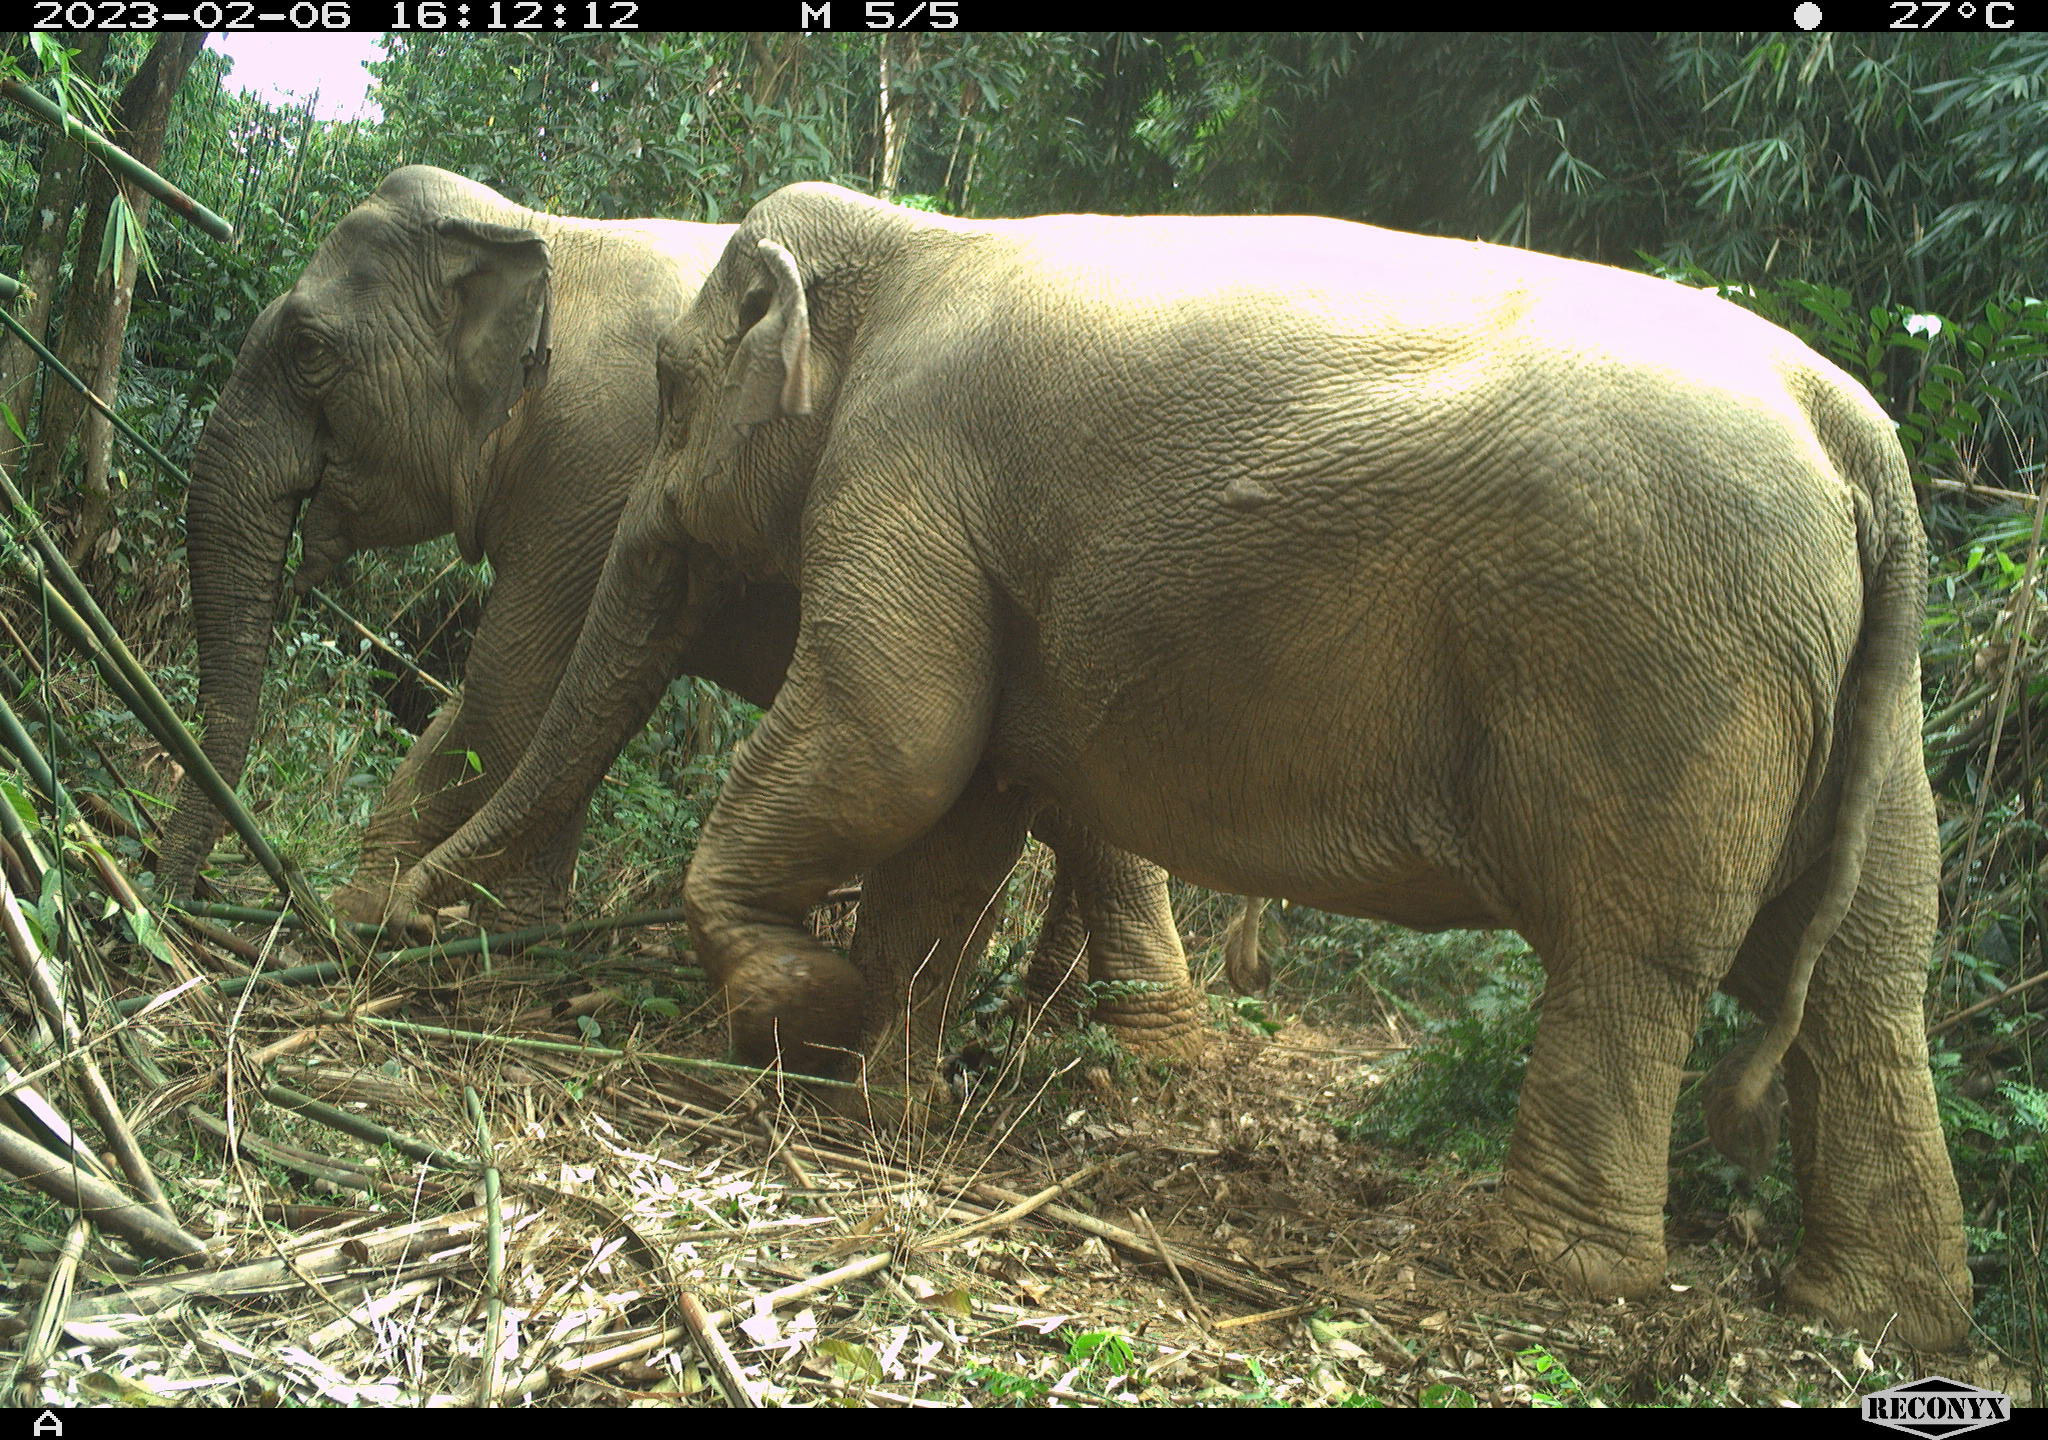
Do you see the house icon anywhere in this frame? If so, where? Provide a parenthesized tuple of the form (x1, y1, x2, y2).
(33, 1414, 61, 1438)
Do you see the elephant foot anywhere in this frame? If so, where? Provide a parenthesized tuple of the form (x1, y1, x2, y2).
(332, 869, 440, 943)
(1780, 1254, 1972, 1352)
(468, 877, 572, 936)
(1498, 1182, 1668, 1299)
(1094, 998, 1208, 1061)
(333, 868, 407, 928)
(724, 946, 867, 1078)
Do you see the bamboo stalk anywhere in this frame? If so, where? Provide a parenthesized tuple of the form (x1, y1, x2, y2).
(0, 464, 333, 932)
(0, 776, 47, 885)
(263, 1083, 473, 1173)
(0, 78, 234, 241)
(679, 1292, 759, 1408)
(1922, 475, 2039, 508)
(0, 1049, 114, 1186)
(183, 900, 388, 939)
(0, 1120, 208, 1260)
(112, 953, 345, 1016)
(304, 1274, 444, 1353)
(912, 1159, 1113, 1251)
(504, 1251, 896, 1400)
(467, 1087, 508, 1407)
(60, 1203, 518, 1320)
(309, 586, 457, 701)
(1931, 966, 2048, 1037)
(0, 866, 175, 1223)
(9, 1217, 89, 1404)
(0, 605, 163, 837)
(113, 906, 697, 1017)
(1136, 1205, 1201, 1315)
(0, 310, 199, 495)
(968, 1182, 1283, 1307)
(0, 687, 59, 800)
(183, 1108, 379, 1193)
(352, 1015, 891, 1096)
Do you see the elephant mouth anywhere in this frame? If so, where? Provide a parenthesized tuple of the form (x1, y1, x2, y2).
(290, 461, 355, 594)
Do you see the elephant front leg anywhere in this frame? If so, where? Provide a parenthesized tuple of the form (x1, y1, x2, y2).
(682, 560, 999, 1078)
(335, 696, 487, 924)
(335, 555, 613, 928)
(339, 693, 583, 929)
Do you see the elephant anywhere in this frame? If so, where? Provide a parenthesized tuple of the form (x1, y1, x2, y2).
(157, 166, 1201, 1061)
(385, 182, 1973, 1350)
(157, 165, 731, 919)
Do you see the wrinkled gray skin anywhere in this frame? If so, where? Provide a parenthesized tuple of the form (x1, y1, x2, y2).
(159, 165, 728, 918)
(391, 184, 1969, 1349)
(159, 166, 1198, 1059)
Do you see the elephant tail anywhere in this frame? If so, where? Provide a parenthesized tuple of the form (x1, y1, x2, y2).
(1705, 418, 1925, 1181)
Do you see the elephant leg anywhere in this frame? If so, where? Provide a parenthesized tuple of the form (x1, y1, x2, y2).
(335, 695, 476, 922)
(1722, 759, 1970, 1351)
(681, 557, 998, 1076)
(845, 767, 1034, 1093)
(1027, 809, 1202, 1057)
(335, 555, 605, 927)
(1504, 921, 1730, 1298)
(1020, 857, 1088, 1028)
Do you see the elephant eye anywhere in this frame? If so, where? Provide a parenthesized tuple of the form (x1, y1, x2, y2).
(293, 328, 341, 381)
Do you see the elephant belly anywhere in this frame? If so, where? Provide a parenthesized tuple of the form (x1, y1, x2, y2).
(989, 675, 1509, 931)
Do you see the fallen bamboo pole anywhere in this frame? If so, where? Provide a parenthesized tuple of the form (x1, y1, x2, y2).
(0, 867, 175, 1224)
(0, 463, 332, 932)
(0, 1121, 208, 1262)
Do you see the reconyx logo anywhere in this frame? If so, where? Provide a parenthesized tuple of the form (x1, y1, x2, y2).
(1862, 1377, 2011, 1437)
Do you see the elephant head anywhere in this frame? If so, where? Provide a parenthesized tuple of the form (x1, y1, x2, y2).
(157, 167, 554, 895)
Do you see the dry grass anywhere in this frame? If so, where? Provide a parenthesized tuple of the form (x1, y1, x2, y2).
(1, 894, 2028, 1408)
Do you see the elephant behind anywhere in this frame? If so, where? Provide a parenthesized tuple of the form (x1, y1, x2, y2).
(160, 166, 1201, 1059)
(158, 165, 731, 920)
(391, 184, 1972, 1351)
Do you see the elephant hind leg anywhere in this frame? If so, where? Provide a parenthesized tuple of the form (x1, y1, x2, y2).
(1722, 760, 1969, 1351)
(1503, 914, 1740, 1300)
(1026, 810, 1202, 1058)
(1019, 855, 1088, 1029)
(838, 767, 1034, 1098)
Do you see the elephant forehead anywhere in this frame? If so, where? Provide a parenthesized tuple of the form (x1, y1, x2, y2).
(296, 205, 432, 298)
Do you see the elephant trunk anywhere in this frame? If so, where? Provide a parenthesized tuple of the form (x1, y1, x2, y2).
(155, 402, 308, 896)
(407, 502, 698, 910)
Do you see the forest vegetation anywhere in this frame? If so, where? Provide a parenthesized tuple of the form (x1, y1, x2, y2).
(0, 32, 2042, 1405)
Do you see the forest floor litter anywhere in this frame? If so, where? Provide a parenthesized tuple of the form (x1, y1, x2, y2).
(2, 899, 2028, 1408)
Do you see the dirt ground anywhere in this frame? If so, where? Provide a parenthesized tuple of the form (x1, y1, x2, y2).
(5, 910, 2031, 1409)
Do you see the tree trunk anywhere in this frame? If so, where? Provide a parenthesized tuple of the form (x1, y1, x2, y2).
(21, 33, 204, 565)
(876, 37, 911, 201)
(0, 32, 110, 480)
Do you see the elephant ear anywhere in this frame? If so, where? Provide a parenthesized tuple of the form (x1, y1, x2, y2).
(433, 215, 553, 436)
(727, 239, 813, 433)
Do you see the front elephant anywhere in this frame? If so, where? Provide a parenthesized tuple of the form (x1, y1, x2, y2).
(405, 183, 1969, 1350)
